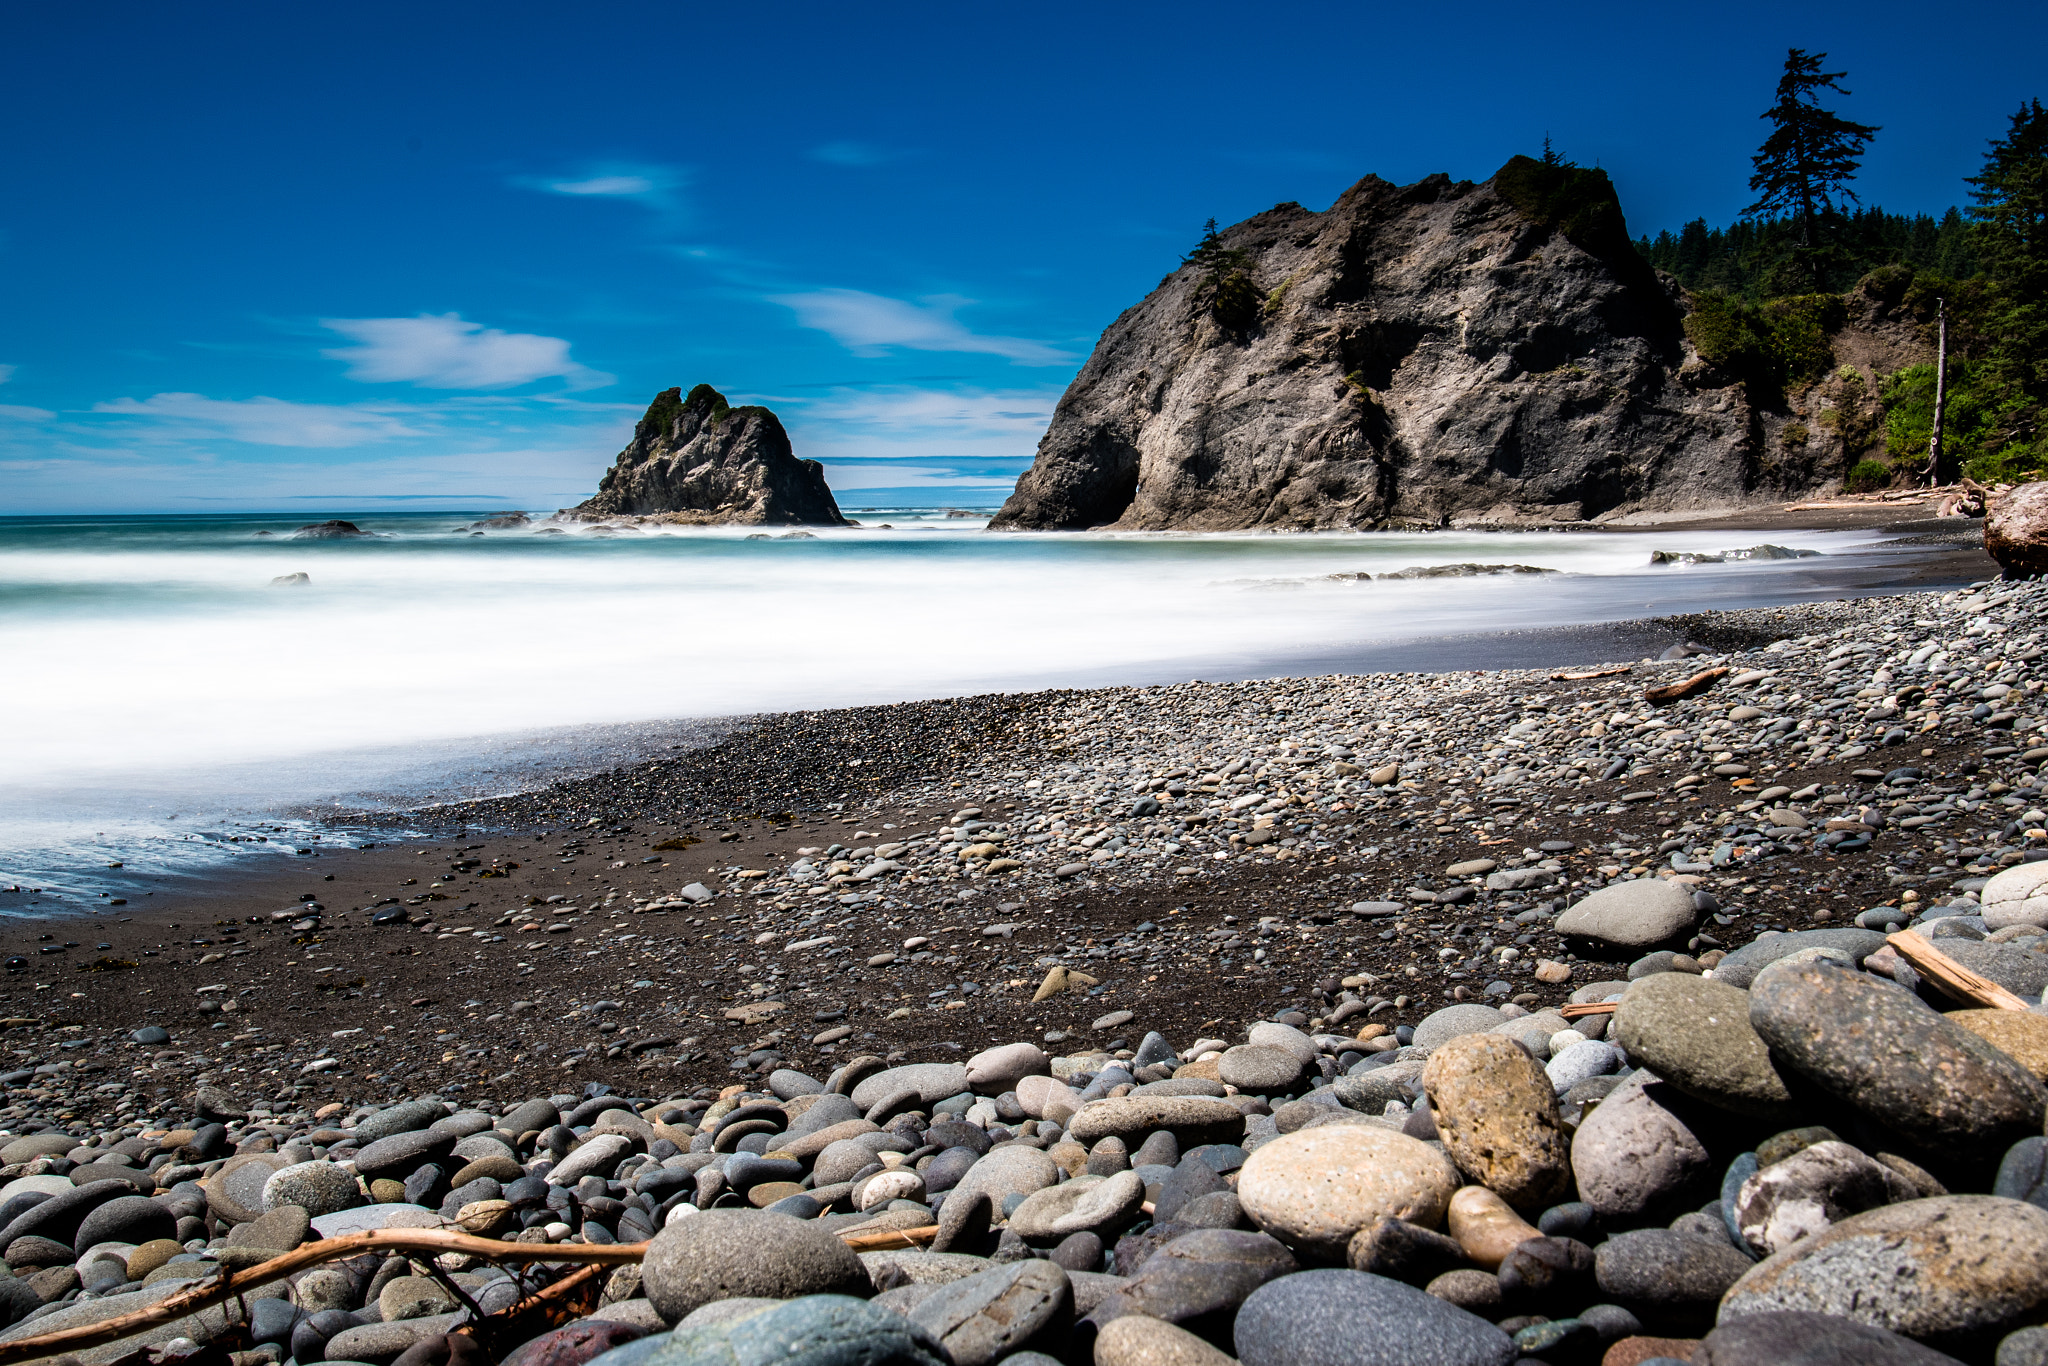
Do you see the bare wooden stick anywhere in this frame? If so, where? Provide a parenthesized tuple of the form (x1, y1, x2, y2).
(0, 1220, 941, 1365)
(1560, 1002, 1618, 1019)
(1887, 931, 2034, 1011)
(1549, 666, 1631, 681)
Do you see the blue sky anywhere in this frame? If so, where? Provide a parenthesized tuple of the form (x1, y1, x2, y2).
(3, 1, 2043, 514)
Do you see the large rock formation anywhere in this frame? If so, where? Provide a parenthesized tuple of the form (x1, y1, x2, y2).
(568, 385, 847, 526)
(991, 158, 1843, 531)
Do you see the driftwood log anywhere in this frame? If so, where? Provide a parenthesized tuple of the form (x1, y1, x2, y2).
(0, 1223, 941, 1365)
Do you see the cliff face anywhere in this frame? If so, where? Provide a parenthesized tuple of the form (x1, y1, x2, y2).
(991, 158, 1848, 532)
(568, 385, 847, 526)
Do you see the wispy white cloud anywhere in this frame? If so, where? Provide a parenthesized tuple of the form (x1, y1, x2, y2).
(320, 314, 610, 390)
(0, 403, 55, 422)
(801, 387, 1059, 437)
(91, 394, 423, 448)
(810, 141, 911, 168)
(768, 289, 1071, 365)
(819, 462, 1017, 492)
(513, 162, 689, 221)
(0, 364, 16, 385)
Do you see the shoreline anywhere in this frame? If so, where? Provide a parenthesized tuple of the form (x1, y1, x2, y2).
(3, 562, 2042, 1124)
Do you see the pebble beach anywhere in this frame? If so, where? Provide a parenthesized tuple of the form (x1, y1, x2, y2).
(2, 569, 2048, 1364)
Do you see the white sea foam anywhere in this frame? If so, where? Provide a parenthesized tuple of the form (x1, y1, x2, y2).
(0, 511, 1903, 892)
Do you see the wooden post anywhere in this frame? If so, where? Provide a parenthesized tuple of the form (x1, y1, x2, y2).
(1925, 297, 1947, 485)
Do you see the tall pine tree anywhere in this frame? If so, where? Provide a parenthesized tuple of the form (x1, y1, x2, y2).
(1747, 49, 1881, 254)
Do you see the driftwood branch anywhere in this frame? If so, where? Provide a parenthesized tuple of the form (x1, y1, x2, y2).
(0, 1223, 942, 1365)
(1887, 931, 2033, 1011)
(1559, 1002, 1618, 1019)
(1645, 667, 1729, 705)
(1550, 666, 1631, 682)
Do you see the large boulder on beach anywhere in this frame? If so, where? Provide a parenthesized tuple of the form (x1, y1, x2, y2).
(1987, 482, 2048, 579)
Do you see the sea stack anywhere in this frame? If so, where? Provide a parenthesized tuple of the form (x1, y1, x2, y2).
(568, 384, 847, 526)
(990, 157, 1856, 532)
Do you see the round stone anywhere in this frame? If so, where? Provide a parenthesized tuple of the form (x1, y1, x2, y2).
(1613, 972, 1795, 1118)
(1555, 880, 1697, 950)
(907, 1259, 1070, 1365)
(1445, 1187, 1541, 1270)
(640, 1209, 869, 1324)
(949, 1146, 1060, 1211)
(1246, 1022, 1320, 1066)
(965, 1044, 1049, 1093)
(73, 1195, 175, 1251)
(1064, 1097, 1244, 1148)
(849, 1063, 969, 1111)
(1984, 863, 2048, 930)
(1236, 1126, 1459, 1261)
(1569, 1071, 1715, 1222)
(659, 1294, 948, 1366)
(1234, 1268, 1516, 1366)
(1421, 1034, 1570, 1209)
(203, 1154, 289, 1224)
(353, 1100, 448, 1145)
(352, 1130, 458, 1182)
(548, 1134, 632, 1187)
(1408, 1004, 1503, 1052)
(1595, 1229, 1759, 1330)
(1217, 1046, 1304, 1094)
(1093, 1314, 1238, 1366)
(1696, 1309, 1970, 1366)
(1710, 929, 1887, 989)
(263, 1161, 363, 1217)
(1749, 962, 2046, 1161)
(1009, 1171, 1143, 1241)
(1731, 1140, 1897, 1255)
(1720, 1196, 2048, 1355)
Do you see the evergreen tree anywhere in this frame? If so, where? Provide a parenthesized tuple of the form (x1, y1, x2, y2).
(1965, 100, 2048, 472)
(1968, 99, 2048, 285)
(1747, 49, 1881, 250)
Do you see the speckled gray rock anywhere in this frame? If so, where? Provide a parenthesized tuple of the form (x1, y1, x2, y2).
(1696, 1310, 1967, 1365)
(1087, 1227, 1297, 1338)
(548, 1134, 633, 1186)
(1009, 1171, 1144, 1241)
(204, 1155, 289, 1224)
(849, 1064, 969, 1111)
(1936, 938, 2048, 997)
(643, 1294, 947, 1366)
(1544, 1040, 1622, 1094)
(1615, 973, 1795, 1118)
(1720, 1196, 2048, 1356)
(1065, 1097, 1245, 1147)
(1569, 1071, 1715, 1221)
(73, 1195, 175, 1251)
(949, 1145, 1060, 1210)
(1217, 1046, 1304, 1094)
(1710, 929, 1888, 989)
(263, 1161, 363, 1217)
(325, 1311, 465, 1365)
(1749, 962, 2045, 1159)
(1234, 1268, 1516, 1366)
(1555, 881, 1697, 951)
(353, 1100, 448, 1145)
(908, 1259, 1070, 1365)
(0, 1278, 221, 1365)
(1595, 1229, 1757, 1330)
(1410, 1005, 1504, 1051)
(640, 1210, 869, 1324)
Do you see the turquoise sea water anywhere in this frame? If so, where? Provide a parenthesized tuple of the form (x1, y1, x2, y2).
(0, 508, 1951, 902)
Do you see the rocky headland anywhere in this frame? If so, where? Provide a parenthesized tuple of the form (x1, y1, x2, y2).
(566, 386, 846, 527)
(990, 157, 1934, 533)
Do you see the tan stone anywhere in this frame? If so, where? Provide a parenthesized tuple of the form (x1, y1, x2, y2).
(1236, 1125, 1459, 1261)
(1175, 1058, 1222, 1081)
(1601, 1337, 1701, 1365)
(1093, 1314, 1239, 1366)
(1534, 960, 1572, 984)
(1446, 1186, 1541, 1270)
(1422, 1034, 1571, 1209)
(1951, 1009, 2048, 1080)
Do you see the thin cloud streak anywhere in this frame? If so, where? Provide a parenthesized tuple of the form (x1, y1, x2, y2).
(89, 394, 423, 448)
(321, 314, 611, 390)
(769, 289, 1072, 365)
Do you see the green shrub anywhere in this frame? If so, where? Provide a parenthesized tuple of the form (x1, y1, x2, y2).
(1213, 270, 1261, 330)
(1844, 459, 1893, 492)
(1493, 154, 1631, 258)
(1782, 423, 1810, 450)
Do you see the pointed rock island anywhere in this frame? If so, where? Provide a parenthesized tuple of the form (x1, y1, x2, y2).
(568, 384, 847, 526)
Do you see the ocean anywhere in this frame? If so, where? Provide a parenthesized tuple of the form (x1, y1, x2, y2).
(0, 509, 1963, 905)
